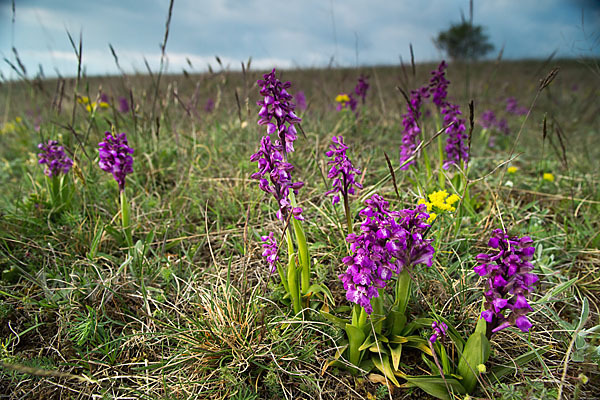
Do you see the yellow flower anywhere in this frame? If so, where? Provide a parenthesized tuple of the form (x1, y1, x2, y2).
(85, 102, 98, 113)
(507, 166, 518, 174)
(99, 101, 109, 109)
(427, 213, 437, 224)
(428, 190, 448, 205)
(335, 94, 350, 104)
(543, 173, 555, 182)
(1, 122, 16, 134)
(78, 96, 90, 104)
(15, 116, 22, 123)
(446, 194, 460, 205)
(423, 190, 459, 213)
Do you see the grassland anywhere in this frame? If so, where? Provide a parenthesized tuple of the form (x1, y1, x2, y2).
(0, 58, 599, 399)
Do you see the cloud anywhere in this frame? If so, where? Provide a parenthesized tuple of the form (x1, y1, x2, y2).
(9, 47, 293, 77)
(1, 0, 599, 79)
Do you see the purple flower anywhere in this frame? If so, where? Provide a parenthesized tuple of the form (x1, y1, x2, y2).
(257, 69, 301, 155)
(204, 98, 215, 113)
(250, 135, 304, 221)
(354, 75, 369, 104)
(98, 132, 134, 192)
(100, 93, 110, 104)
(339, 195, 435, 314)
(427, 61, 469, 169)
(295, 91, 307, 111)
(429, 320, 448, 343)
(479, 110, 497, 130)
(475, 229, 538, 334)
(429, 61, 449, 107)
(480, 110, 510, 136)
(261, 232, 279, 273)
(252, 69, 304, 221)
(496, 118, 510, 135)
(118, 97, 130, 113)
(441, 103, 469, 169)
(37, 140, 73, 177)
(506, 97, 527, 116)
(324, 136, 363, 205)
(399, 86, 429, 169)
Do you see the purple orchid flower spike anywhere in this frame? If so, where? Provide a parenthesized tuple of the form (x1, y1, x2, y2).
(98, 132, 134, 192)
(37, 140, 73, 177)
(354, 75, 369, 104)
(250, 135, 304, 222)
(257, 68, 301, 155)
(261, 232, 279, 274)
(324, 136, 362, 205)
(339, 195, 435, 314)
(474, 229, 538, 335)
(399, 86, 429, 169)
(429, 320, 448, 343)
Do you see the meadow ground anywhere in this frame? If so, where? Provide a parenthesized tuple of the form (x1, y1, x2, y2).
(0, 58, 599, 399)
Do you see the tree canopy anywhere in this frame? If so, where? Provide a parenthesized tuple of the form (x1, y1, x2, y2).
(434, 21, 494, 60)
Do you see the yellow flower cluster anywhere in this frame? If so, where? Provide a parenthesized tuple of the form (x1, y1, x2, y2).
(418, 190, 460, 223)
(1, 117, 23, 135)
(507, 166, 518, 174)
(78, 96, 109, 113)
(335, 93, 350, 104)
(543, 172, 555, 182)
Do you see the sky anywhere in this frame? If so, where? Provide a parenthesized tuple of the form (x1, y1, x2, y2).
(0, 0, 599, 79)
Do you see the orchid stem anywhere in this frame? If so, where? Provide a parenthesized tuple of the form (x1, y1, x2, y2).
(394, 267, 412, 315)
(120, 190, 133, 248)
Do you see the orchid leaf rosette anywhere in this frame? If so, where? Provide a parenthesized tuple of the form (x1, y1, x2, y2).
(37, 140, 74, 209)
(327, 195, 436, 379)
(98, 131, 134, 247)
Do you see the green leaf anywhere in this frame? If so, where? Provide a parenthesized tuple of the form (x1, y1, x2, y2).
(576, 297, 590, 331)
(403, 336, 434, 356)
(346, 323, 366, 367)
(320, 310, 347, 330)
(359, 358, 374, 373)
(401, 317, 432, 336)
(457, 332, 490, 393)
(359, 335, 375, 351)
(385, 311, 407, 336)
(307, 284, 335, 305)
(369, 343, 390, 354)
(359, 334, 388, 351)
(390, 343, 403, 371)
(87, 221, 104, 260)
(575, 333, 586, 350)
(389, 335, 409, 344)
(421, 352, 437, 373)
(402, 375, 466, 400)
(371, 354, 400, 386)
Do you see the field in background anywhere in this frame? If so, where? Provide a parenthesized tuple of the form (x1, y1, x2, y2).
(0, 59, 599, 399)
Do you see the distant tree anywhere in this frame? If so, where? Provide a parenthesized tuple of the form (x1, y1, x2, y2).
(434, 20, 494, 61)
